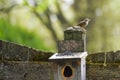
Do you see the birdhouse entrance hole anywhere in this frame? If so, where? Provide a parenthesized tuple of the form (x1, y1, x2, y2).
(62, 65, 74, 78)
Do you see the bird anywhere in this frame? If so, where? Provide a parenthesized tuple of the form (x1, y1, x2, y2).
(76, 18, 91, 28)
(75, 18, 91, 32)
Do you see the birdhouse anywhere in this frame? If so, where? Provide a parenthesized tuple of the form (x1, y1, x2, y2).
(49, 27, 88, 80)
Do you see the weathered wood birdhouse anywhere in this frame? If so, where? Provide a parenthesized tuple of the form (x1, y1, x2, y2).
(49, 27, 88, 80)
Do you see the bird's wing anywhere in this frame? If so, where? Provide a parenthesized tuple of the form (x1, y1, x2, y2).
(77, 21, 86, 27)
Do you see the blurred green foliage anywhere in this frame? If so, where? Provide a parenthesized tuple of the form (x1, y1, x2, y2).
(0, 19, 54, 51)
(0, 0, 120, 53)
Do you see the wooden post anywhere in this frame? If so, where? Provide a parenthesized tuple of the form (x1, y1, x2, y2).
(58, 27, 86, 53)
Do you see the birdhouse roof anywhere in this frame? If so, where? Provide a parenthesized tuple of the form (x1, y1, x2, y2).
(49, 52, 87, 61)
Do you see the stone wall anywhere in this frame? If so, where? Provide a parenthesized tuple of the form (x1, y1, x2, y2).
(86, 51, 120, 80)
(0, 61, 53, 80)
(0, 40, 54, 80)
(1, 40, 120, 80)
